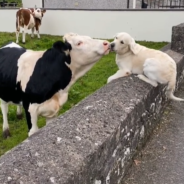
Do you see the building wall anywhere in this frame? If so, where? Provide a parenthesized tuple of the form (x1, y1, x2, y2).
(0, 9, 184, 42)
(22, 0, 42, 8)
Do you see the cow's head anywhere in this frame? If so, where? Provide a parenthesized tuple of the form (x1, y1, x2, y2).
(33, 6, 46, 20)
(53, 41, 72, 64)
(63, 33, 110, 68)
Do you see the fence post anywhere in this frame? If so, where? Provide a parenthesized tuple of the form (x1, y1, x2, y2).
(42, 0, 44, 8)
(171, 23, 184, 55)
(127, 0, 130, 8)
(133, 0, 136, 8)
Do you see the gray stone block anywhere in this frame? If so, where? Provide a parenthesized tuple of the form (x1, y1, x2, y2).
(171, 23, 184, 55)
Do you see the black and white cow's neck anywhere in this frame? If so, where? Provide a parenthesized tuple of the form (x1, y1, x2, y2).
(21, 46, 72, 104)
(63, 59, 98, 93)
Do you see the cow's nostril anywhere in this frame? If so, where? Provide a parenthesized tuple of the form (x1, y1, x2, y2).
(103, 42, 108, 46)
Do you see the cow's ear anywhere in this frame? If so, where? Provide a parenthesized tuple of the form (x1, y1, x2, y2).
(53, 41, 60, 49)
(65, 41, 72, 51)
(63, 37, 67, 42)
(42, 9, 46, 13)
(53, 41, 64, 52)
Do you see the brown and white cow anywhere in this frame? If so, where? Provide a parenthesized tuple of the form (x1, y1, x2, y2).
(16, 7, 46, 44)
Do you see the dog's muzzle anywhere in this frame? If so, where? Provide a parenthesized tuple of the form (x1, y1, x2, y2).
(109, 43, 115, 51)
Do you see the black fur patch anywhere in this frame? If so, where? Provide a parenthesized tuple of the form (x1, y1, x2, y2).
(53, 41, 72, 64)
(25, 41, 72, 103)
(0, 43, 26, 103)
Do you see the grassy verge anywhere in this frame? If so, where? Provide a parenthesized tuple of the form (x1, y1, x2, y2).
(0, 32, 168, 156)
(0, 0, 22, 8)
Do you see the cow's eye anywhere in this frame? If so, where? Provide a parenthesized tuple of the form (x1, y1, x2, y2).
(120, 41, 124, 44)
(77, 41, 83, 46)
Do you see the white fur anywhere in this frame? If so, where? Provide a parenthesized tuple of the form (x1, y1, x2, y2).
(16, 105, 22, 116)
(108, 32, 184, 101)
(0, 42, 22, 49)
(1, 100, 22, 135)
(1, 100, 9, 133)
(16, 50, 44, 91)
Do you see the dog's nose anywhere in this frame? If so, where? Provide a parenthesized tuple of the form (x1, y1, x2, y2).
(110, 43, 115, 48)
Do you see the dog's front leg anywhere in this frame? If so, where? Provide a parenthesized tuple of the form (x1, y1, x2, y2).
(107, 69, 131, 83)
(137, 74, 158, 87)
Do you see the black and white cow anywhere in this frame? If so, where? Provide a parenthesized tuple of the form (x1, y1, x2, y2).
(0, 33, 110, 138)
(0, 40, 72, 138)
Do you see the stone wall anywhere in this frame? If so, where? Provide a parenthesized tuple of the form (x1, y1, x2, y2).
(0, 23, 184, 184)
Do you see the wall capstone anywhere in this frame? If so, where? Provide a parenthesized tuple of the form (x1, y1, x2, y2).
(171, 23, 184, 55)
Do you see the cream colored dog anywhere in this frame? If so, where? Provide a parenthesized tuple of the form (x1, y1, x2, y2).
(108, 32, 184, 101)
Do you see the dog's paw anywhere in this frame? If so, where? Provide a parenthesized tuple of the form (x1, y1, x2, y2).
(151, 81, 158, 87)
(107, 79, 111, 83)
(137, 74, 144, 79)
(107, 77, 113, 83)
(137, 74, 158, 87)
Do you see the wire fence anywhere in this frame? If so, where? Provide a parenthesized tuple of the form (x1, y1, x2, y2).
(42, 0, 184, 9)
(1, 0, 184, 9)
(136, 0, 184, 8)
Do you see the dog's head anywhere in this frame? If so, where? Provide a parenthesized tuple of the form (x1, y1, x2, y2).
(110, 32, 141, 55)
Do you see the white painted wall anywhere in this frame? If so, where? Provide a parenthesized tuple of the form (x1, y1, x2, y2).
(22, 0, 43, 8)
(0, 9, 183, 42)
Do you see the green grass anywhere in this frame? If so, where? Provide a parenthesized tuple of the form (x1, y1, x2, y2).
(0, 32, 168, 156)
(0, 0, 22, 7)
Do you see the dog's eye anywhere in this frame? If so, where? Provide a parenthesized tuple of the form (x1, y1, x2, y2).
(115, 37, 117, 39)
(120, 41, 124, 44)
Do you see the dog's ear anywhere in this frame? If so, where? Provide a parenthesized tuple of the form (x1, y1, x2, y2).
(113, 33, 117, 39)
(129, 38, 140, 55)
